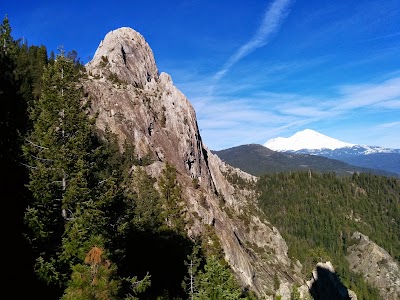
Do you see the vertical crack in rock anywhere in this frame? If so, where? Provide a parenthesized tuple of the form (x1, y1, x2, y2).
(121, 45, 127, 66)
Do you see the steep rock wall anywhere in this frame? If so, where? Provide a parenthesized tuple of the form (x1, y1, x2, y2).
(83, 27, 306, 299)
(347, 232, 400, 299)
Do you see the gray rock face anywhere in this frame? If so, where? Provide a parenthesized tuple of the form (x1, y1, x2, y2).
(83, 27, 308, 299)
(347, 232, 400, 299)
(86, 27, 159, 89)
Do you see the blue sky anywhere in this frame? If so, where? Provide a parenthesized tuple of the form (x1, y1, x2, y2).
(2, 0, 400, 150)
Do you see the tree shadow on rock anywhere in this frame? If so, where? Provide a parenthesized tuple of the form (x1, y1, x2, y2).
(310, 266, 351, 300)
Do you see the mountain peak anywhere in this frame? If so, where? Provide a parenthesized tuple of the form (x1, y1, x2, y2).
(264, 129, 355, 151)
(86, 27, 159, 88)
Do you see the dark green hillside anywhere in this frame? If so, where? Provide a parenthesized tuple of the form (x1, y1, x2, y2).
(256, 171, 400, 299)
(213, 144, 398, 177)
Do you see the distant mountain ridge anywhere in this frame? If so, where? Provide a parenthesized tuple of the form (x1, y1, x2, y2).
(264, 129, 400, 175)
(212, 144, 398, 177)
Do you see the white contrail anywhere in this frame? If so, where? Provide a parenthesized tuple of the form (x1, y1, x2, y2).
(214, 0, 293, 80)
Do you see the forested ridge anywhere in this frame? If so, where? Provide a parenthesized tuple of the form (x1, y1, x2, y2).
(212, 144, 399, 178)
(256, 171, 400, 299)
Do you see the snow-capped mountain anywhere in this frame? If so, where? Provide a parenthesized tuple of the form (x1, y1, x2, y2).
(264, 129, 355, 151)
(264, 129, 400, 175)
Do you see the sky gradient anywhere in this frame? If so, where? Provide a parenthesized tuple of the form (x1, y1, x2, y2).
(2, 0, 400, 150)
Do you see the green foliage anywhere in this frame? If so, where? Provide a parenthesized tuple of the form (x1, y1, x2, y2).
(99, 55, 109, 68)
(182, 244, 255, 300)
(192, 178, 200, 189)
(35, 256, 64, 286)
(118, 166, 162, 234)
(22, 52, 112, 289)
(108, 72, 126, 86)
(160, 111, 167, 128)
(1, 15, 57, 298)
(222, 170, 255, 190)
(290, 285, 300, 300)
(0, 15, 12, 52)
(62, 246, 121, 300)
(159, 162, 186, 232)
(201, 225, 224, 259)
(124, 273, 151, 300)
(63, 264, 118, 300)
(1, 15, 48, 171)
(4, 14, 399, 300)
(273, 273, 280, 291)
(193, 255, 242, 300)
(182, 244, 203, 298)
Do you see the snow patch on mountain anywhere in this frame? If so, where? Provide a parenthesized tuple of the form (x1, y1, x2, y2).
(361, 145, 395, 154)
(264, 129, 355, 151)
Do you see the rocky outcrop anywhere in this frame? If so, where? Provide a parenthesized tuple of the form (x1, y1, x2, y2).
(346, 232, 400, 299)
(86, 27, 159, 89)
(83, 27, 308, 299)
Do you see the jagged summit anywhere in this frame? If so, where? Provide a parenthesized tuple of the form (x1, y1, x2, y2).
(86, 27, 159, 88)
(264, 129, 355, 151)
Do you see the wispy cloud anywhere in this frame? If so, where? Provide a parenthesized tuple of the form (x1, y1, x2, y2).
(273, 77, 400, 118)
(186, 74, 400, 150)
(378, 121, 400, 128)
(213, 0, 293, 80)
(335, 77, 400, 110)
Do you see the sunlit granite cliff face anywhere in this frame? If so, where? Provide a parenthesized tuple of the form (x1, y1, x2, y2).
(80, 27, 388, 299)
(347, 232, 400, 300)
(83, 27, 305, 299)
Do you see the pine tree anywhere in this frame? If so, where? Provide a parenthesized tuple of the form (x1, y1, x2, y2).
(23, 52, 101, 287)
(0, 15, 13, 55)
(193, 255, 242, 300)
(159, 162, 185, 232)
(62, 244, 121, 300)
(182, 244, 203, 299)
(1, 15, 55, 297)
(1, 15, 19, 165)
(127, 166, 162, 231)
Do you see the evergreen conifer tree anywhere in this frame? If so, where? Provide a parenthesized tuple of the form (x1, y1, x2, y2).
(1, 15, 19, 166)
(23, 52, 102, 287)
(159, 162, 185, 232)
(193, 255, 242, 300)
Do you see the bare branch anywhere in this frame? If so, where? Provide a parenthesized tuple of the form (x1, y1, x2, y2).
(62, 208, 75, 221)
(19, 161, 39, 170)
(30, 154, 54, 162)
(25, 139, 48, 150)
(98, 177, 113, 186)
